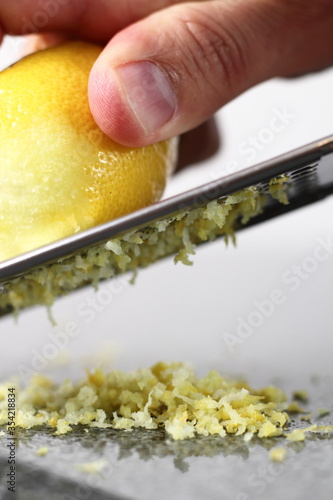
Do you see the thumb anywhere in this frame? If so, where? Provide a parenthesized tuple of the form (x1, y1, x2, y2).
(88, 0, 333, 147)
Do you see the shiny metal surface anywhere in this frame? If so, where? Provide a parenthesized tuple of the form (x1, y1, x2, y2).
(1, 136, 333, 285)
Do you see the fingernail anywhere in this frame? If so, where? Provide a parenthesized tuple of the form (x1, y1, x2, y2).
(115, 61, 176, 135)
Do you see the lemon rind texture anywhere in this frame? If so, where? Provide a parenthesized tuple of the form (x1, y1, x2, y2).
(0, 42, 177, 262)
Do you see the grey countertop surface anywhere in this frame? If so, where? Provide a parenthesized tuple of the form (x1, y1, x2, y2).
(1, 375, 332, 500)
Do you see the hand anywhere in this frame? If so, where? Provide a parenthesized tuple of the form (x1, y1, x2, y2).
(1, 0, 333, 154)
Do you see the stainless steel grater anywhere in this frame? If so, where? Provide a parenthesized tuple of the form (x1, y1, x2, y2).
(1, 135, 333, 316)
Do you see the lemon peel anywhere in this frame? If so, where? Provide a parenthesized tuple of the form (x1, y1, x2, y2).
(0, 41, 177, 263)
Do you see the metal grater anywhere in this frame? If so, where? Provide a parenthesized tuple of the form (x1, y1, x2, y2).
(1, 135, 333, 316)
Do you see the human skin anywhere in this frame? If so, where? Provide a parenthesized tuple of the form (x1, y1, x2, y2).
(1, 0, 333, 159)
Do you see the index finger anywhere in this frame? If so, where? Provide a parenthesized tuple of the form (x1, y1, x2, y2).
(0, 0, 189, 42)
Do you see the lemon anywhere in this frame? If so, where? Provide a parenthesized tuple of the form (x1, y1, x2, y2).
(0, 42, 177, 262)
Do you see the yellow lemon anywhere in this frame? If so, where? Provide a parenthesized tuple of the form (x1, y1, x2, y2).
(0, 42, 178, 262)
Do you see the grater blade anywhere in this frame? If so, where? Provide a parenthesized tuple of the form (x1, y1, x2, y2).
(1, 135, 333, 315)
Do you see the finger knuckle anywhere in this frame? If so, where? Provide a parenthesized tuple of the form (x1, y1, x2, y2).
(178, 7, 248, 96)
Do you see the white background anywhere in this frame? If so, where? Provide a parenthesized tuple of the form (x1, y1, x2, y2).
(1, 35, 333, 392)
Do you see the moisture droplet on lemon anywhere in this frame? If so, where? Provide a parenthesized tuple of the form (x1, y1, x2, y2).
(0, 42, 178, 262)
